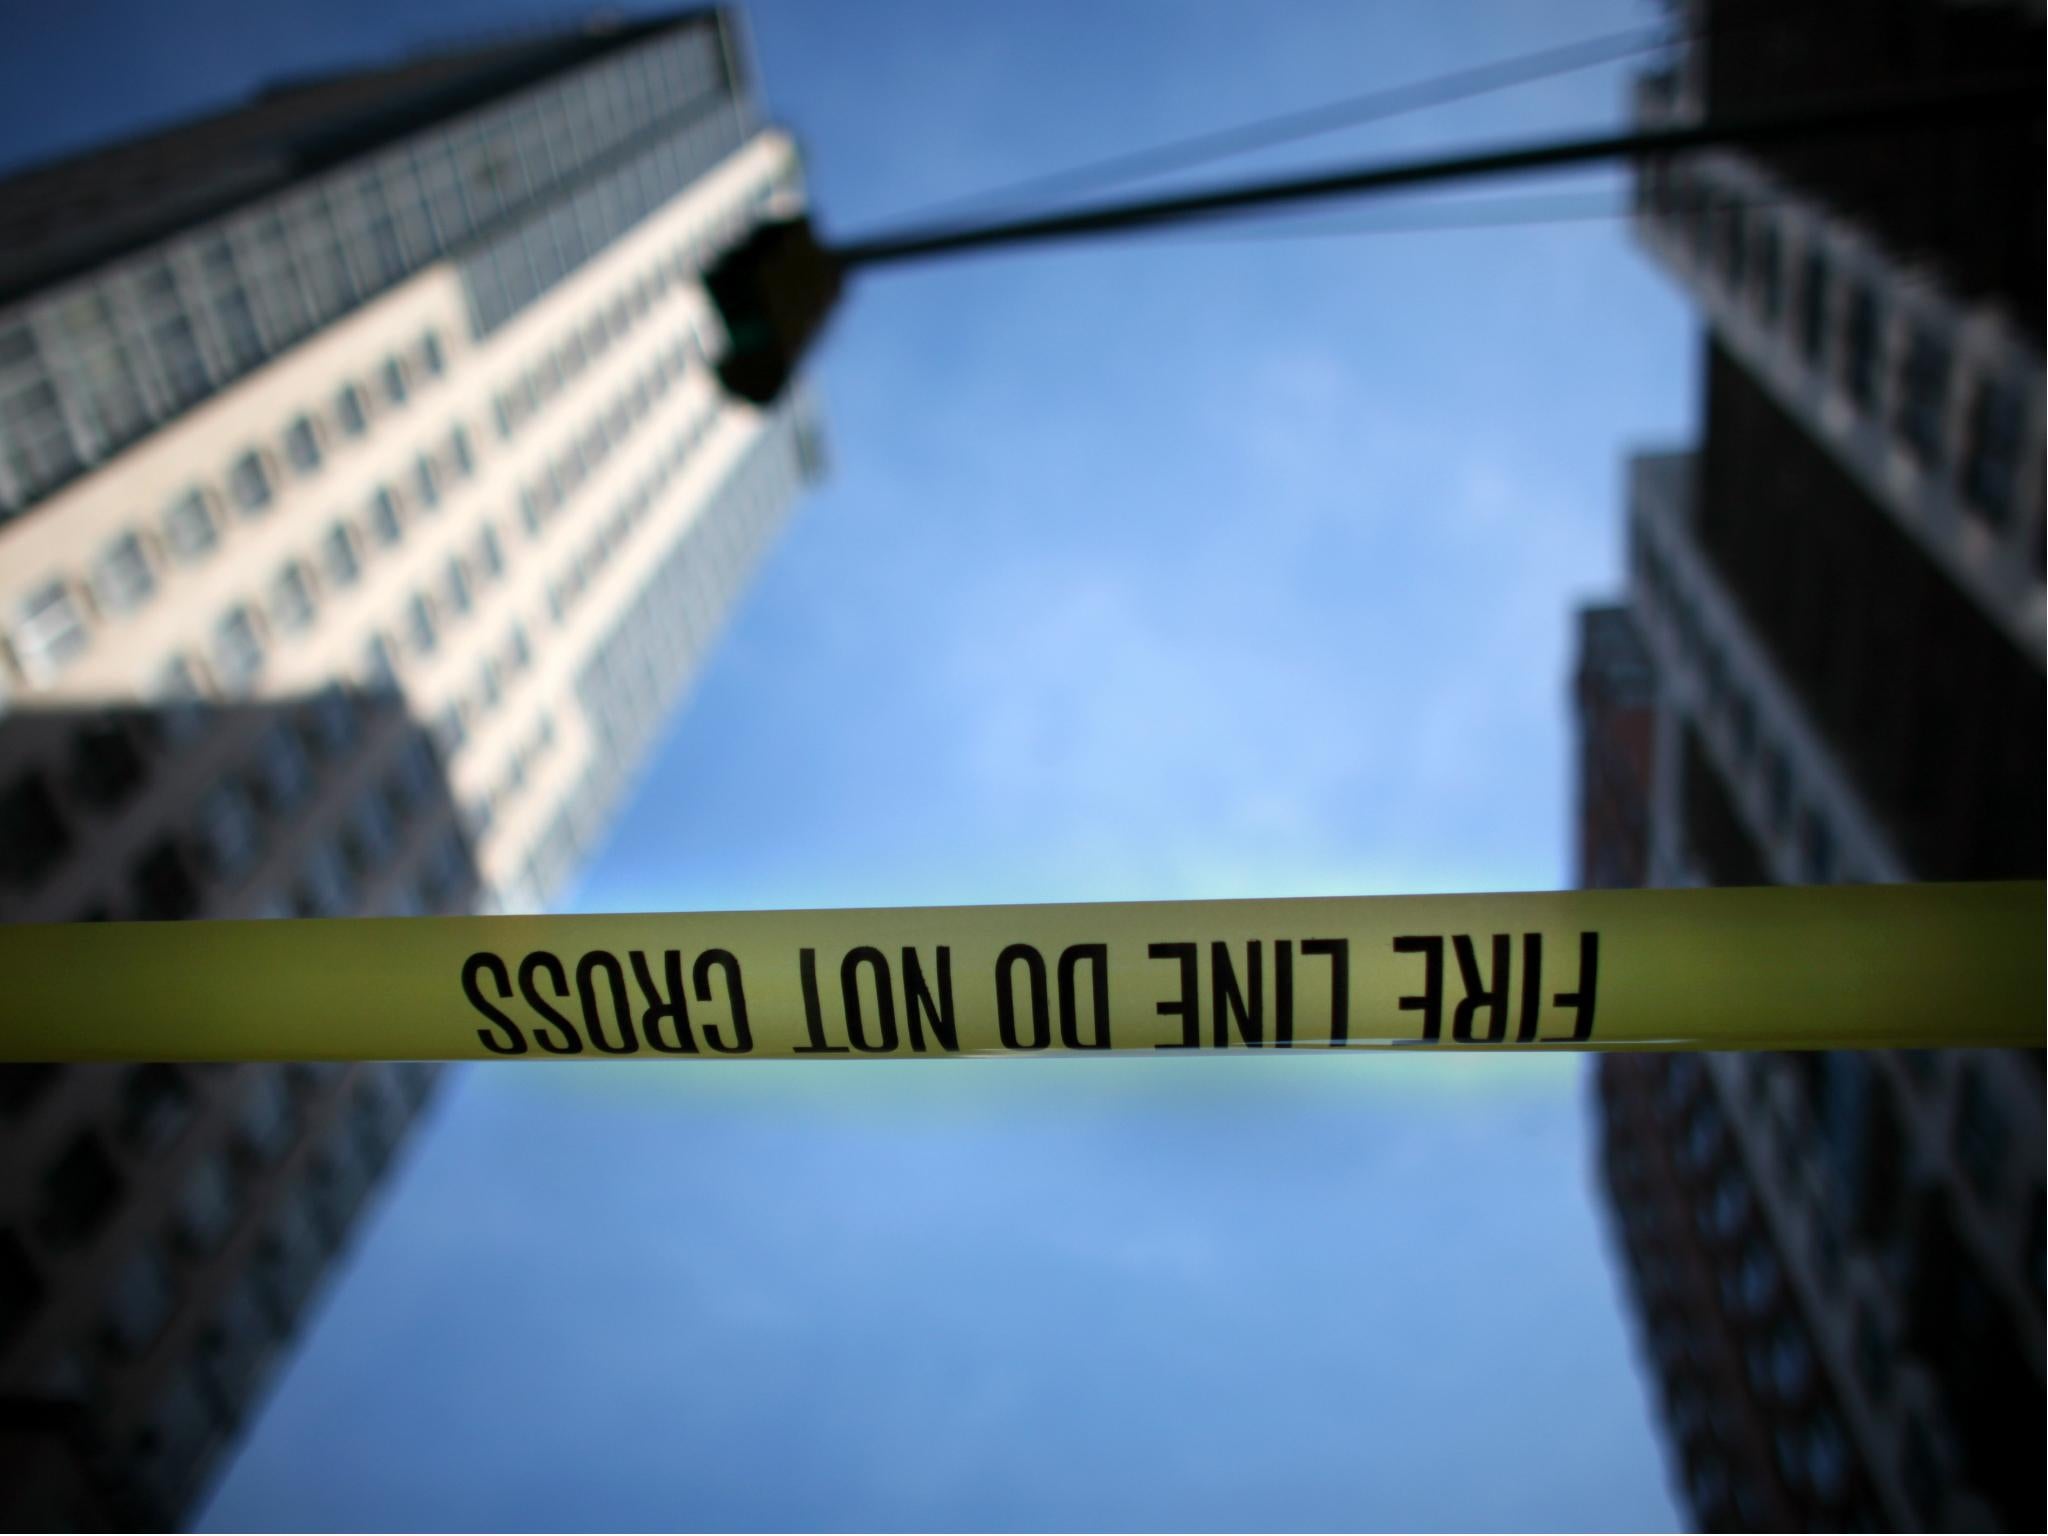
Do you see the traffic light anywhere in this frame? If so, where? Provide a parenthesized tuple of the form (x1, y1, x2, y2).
(704, 214, 844, 405)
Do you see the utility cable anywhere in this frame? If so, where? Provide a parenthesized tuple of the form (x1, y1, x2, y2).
(880, 22, 1678, 227)
(833, 76, 2039, 271)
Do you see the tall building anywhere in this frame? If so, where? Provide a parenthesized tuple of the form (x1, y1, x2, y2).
(0, 10, 823, 1526)
(1579, 1, 2044, 1529)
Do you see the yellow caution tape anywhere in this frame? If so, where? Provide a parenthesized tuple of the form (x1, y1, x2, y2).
(1, 882, 2039, 1061)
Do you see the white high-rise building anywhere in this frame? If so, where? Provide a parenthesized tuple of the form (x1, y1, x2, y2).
(0, 11, 823, 1524)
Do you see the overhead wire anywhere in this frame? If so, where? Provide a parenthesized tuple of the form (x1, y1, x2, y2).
(877, 21, 1680, 228)
(834, 76, 2039, 270)
(1152, 185, 1795, 244)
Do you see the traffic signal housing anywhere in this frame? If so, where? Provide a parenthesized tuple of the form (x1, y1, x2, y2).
(704, 214, 844, 406)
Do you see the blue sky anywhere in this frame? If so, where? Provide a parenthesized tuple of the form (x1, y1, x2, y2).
(7, 0, 1697, 1528)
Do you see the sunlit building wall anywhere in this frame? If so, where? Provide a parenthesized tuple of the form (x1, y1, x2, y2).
(0, 11, 822, 1525)
(1588, 1, 2044, 1529)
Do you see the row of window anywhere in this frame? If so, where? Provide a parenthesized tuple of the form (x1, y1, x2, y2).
(3, 330, 450, 690)
(1603, 1068, 1863, 1526)
(0, 21, 730, 513)
(517, 410, 797, 906)
(0, 686, 467, 929)
(463, 95, 750, 337)
(490, 224, 714, 445)
(544, 377, 713, 630)
(8, 1063, 435, 1522)
(1647, 162, 2035, 539)
(1634, 528, 1847, 884)
(520, 330, 704, 553)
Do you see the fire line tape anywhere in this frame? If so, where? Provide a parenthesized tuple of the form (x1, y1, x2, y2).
(0, 882, 2039, 1062)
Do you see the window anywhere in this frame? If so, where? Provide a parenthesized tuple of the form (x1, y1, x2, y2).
(151, 311, 212, 408)
(410, 454, 440, 513)
(103, 1241, 176, 1357)
(254, 721, 312, 813)
(366, 215, 405, 286)
(333, 383, 369, 439)
(1755, 221, 1781, 324)
(1895, 326, 1949, 468)
(368, 487, 403, 548)
(210, 605, 265, 692)
(445, 426, 474, 480)
(175, 1153, 238, 1255)
(477, 524, 505, 580)
(1762, 745, 1792, 835)
(93, 532, 158, 616)
(404, 594, 438, 657)
(1797, 248, 1829, 364)
(1854, 1304, 1892, 1401)
(233, 1071, 298, 1161)
(1961, 378, 2023, 530)
(415, 329, 446, 378)
(227, 450, 275, 515)
(385, 736, 439, 822)
(216, 288, 264, 373)
(378, 356, 408, 407)
(283, 415, 323, 476)
(320, 521, 361, 589)
(1799, 807, 1834, 883)
(1842, 283, 1881, 412)
(430, 702, 466, 758)
(507, 623, 531, 673)
(12, 580, 90, 682)
(295, 834, 358, 919)
(131, 838, 202, 919)
(0, 769, 71, 886)
(416, 826, 471, 912)
(493, 393, 515, 439)
(361, 631, 399, 687)
(39, 1133, 122, 1247)
(442, 558, 472, 618)
(303, 686, 358, 759)
(346, 790, 398, 873)
(1767, 1317, 1813, 1399)
(195, 780, 262, 879)
(1953, 1064, 2009, 1202)
(70, 718, 148, 811)
(1719, 201, 1746, 291)
(155, 655, 208, 744)
(118, 1064, 194, 1155)
(268, 562, 316, 635)
(164, 488, 220, 563)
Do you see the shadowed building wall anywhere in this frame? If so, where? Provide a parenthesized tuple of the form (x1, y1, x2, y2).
(1583, 0, 2044, 1528)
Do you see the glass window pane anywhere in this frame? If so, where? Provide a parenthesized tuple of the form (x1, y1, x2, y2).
(12, 580, 90, 681)
(334, 384, 368, 439)
(368, 487, 403, 548)
(410, 454, 439, 512)
(163, 488, 219, 562)
(211, 606, 265, 692)
(228, 451, 274, 515)
(93, 532, 158, 615)
(320, 521, 360, 588)
(269, 562, 316, 634)
(283, 415, 322, 476)
(404, 594, 437, 656)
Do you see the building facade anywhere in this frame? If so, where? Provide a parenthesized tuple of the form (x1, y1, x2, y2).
(0, 11, 823, 1526)
(1582, 1, 2044, 1529)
